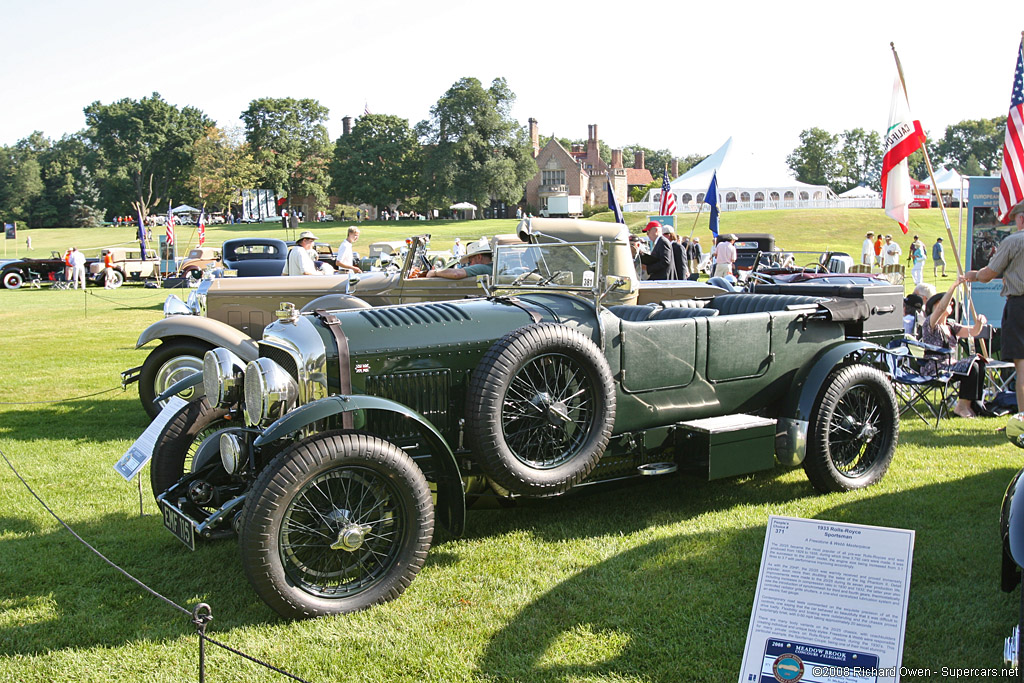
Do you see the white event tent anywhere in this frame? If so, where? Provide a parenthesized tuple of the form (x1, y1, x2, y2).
(919, 167, 969, 202)
(638, 137, 835, 210)
(838, 184, 880, 199)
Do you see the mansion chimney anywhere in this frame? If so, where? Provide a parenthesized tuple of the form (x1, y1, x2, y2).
(671, 157, 679, 178)
(528, 117, 539, 158)
(634, 150, 645, 169)
(586, 124, 600, 166)
(342, 116, 352, 136)
(611, 148, 623, 169)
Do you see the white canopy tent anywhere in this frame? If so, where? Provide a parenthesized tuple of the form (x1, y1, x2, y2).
(838, 185, 880, 199)
(171, 204, 202, 215)
(919, 167, 969, 202)
(639, 137, 835, 210)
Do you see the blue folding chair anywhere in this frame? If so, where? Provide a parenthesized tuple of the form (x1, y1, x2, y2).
(882, 337, 957, 427)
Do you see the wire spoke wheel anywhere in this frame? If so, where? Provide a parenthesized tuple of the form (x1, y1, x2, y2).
(502, 352, 596, 469)
(826, 383, 884, 477)
(280, 465, 405, 599)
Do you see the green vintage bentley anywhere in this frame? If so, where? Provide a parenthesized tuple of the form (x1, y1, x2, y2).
(145, 236, 903, 619)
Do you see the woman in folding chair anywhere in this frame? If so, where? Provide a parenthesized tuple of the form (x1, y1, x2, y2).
(922, 277, 988, 418)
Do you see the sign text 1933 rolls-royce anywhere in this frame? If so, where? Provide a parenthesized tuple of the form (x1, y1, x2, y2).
(139, 236, 906, 619)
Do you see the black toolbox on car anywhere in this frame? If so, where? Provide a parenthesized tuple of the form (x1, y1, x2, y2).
(748, 282, 903, 341)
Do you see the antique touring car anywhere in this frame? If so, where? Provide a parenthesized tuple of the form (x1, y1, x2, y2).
(142, 228, 904, 619)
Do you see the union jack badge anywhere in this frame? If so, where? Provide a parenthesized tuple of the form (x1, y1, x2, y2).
(354, 363, 370, 373)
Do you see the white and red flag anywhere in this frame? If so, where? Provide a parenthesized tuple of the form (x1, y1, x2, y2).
(881, 76, 926, 234)
(197, 210, 206, 246)
(998, 40, 1024, 224)
(166, 208, 175, 246)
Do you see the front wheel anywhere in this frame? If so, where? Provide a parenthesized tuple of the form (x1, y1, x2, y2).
(803, 364, 899, 493)
(139, 339, 212, 418)
(239, 432, 434, 619)
(2, 271, 23, 289)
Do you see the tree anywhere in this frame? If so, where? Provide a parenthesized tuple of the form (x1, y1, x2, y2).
(69, 166, 106, 227)
(186, 126, 261, 211)
(241, 98, 333, 211)
(0, 133, 46, 223)
(837, 128, 882, 192)
(417, 77, 536, 209)
(84, 93, 211, 223)
(330, 114, 420, 209)
(787, 128, 840, 186)
(935, 117, 1005, 175)
(622, 145, 677, 178)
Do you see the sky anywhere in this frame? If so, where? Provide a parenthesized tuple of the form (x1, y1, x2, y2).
(2, 0, 1021, 175)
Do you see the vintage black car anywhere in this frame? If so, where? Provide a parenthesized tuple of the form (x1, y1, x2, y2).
(144, 236, 903, 619)
(221, 238, 289, 277)
(1, 251, 93, 289)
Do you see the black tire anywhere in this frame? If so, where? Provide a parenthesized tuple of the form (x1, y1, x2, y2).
(139, 339, 212, 419)
(98, 269, 124, 288)
(465, 323, 615, 496)
(2, 270, 24, 290)
(150, 398, 231, 498)
(803, 364, 899, 493)
(239, 432, 434, 619)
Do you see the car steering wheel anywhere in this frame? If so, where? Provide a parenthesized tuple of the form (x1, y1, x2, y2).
(803, 262, 828, 274)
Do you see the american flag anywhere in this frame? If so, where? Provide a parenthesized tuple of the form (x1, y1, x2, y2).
(659, 168, 676, 216)
(998, 40, 1024, 224)
(166, 207, 175, 246)
(197, 210, 206, 246)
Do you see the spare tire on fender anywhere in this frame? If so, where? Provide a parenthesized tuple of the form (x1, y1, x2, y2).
(465, 323, 616, 496)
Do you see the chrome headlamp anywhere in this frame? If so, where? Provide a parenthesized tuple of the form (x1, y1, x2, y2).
(219, 432, 244, 475)
(203, 348, 246, 408)
(163, 295, 191, 317)
(243, 357, 298, 427)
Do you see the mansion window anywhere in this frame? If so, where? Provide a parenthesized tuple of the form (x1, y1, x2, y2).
(542, 170, 566, 186)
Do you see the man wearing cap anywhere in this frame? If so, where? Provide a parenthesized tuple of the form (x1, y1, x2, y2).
(933, 237, 947, 277)
(639, 222, 676, 281)
(335, 226, 362, 274)
(883, 235, 902, 266)
(862, 232, 875, 266)
(427, 238, 492, 279)
(712, 234, 737, 278)
(284, 230, 321, 276)
(965, 199, 1024, 411)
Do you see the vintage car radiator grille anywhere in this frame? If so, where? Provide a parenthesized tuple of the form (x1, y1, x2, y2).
(364, 370, 451, 436)
(259, 344, 299, 381)
(358, 303, 470, 328)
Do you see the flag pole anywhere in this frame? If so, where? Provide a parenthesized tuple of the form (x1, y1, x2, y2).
(892, 41, 988, 356)
(688, 203, 705, 240)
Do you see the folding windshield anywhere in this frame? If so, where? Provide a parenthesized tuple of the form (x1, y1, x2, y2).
(493, 241, 604, 291)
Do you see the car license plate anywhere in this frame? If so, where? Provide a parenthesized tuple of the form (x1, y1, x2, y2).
(161, 501, 196, 551)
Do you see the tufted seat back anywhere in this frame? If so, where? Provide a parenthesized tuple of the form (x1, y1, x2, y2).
(648, 307, 719, 320)
(708, 294, 823, 316)
(607, 305, 659, 321)
(660, 299, 708, 309)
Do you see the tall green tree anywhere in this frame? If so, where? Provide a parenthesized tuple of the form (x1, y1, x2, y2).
(84, 92, 211, 223)
(417, 77, 536, 209)
(0, 134, 46, 223)
(331, 114, 420, 209)
(787, 128, 840, 186)
(935, 117, 1005, 175)
(837, 128, 882, 192)
(186, 125, 261, 211)
(241, 97, 333, 210)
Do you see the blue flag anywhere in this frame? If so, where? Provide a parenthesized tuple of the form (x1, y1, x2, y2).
(705, 171, 720, 239)
(607, 178, 625, 224)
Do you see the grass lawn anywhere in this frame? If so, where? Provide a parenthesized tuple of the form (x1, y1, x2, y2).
(0, 209, 1019, 681)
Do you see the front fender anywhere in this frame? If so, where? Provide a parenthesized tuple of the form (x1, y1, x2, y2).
(775, 340, 878, 467)
(254, 395, 465, 536)
(137, 316, 259, 362)
(1002, 467, 1024, 591)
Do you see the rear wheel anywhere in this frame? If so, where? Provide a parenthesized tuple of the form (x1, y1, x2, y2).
(804, 364, 899, 492)
(240, 432, 434, 619)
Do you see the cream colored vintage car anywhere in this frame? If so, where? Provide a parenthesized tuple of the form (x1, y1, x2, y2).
(124, 219, 723, 417)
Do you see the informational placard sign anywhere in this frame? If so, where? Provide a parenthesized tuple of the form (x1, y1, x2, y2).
(738, 516, 914, 683)
(114, 395, 187, 481)
(646, 215, 676, 229)
(4, 222, 15, 240)
(966, 176, 1009, 327)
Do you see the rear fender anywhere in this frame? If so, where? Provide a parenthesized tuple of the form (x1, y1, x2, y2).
(253, 395, 465, 536)
(775, 340, 877, 467)
(137, 317, 259, 362)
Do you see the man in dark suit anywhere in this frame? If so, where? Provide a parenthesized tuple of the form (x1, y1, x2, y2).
(663, 225, 688, 280)
(640, 221, 676, 280)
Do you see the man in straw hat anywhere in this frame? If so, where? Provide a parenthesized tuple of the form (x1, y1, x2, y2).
(427, 237, 492, 279)
(965, 199, 1024, 411)
(284, 230, 322, 276)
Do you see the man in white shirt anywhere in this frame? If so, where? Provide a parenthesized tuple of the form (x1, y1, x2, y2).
(284, 231, 321, 276)
(883, 235, 902, 266)
(712, 234, 738, 278)
(69, 247, 87, 289)
(861, 231, 874, 266)
(335, 227, 362, 274)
